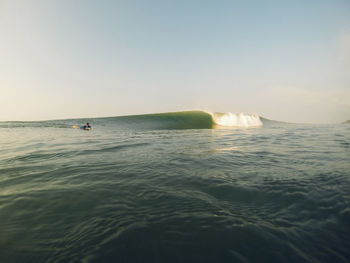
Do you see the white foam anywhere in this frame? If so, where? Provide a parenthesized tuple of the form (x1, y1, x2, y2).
(210, 112, 263, 128)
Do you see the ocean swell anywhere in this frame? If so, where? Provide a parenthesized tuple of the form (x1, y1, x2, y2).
(0, 111, 264, 130)
(115, 111, 263, 130)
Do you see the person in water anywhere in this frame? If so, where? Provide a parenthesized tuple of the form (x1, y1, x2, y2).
(83, 122, 91, 129)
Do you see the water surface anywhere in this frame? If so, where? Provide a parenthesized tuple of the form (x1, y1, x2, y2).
(0, 113, 349, 262)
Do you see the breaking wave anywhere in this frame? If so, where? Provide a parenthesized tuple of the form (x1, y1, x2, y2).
(103, 111, 263, 129)
(1, 111, 264, 130)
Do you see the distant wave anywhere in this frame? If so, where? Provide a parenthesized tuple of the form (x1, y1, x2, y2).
(113, 111, 263, 129)
(0, 111, 265, 130)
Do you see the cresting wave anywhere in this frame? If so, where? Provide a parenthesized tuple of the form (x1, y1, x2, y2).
(0, 111, 264, 129)
(110, 110, 263, 129)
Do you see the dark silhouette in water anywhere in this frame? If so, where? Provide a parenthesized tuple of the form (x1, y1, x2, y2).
(83, 122, 91, 129)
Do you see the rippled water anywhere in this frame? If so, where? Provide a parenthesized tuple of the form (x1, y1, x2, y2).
(0, 120, 349, 262)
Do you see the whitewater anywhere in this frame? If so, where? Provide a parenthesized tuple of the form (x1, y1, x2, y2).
(0, 111, 349, 263)
(209, 112, 262, 127)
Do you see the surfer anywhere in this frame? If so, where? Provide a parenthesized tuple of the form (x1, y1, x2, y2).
(73, 122, 92, 130)
(83, 122, 91, 129)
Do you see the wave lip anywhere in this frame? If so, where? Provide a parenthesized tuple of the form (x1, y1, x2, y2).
(209, 112, 263, 128)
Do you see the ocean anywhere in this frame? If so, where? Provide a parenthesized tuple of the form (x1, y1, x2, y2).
(0, 111, 349, 263)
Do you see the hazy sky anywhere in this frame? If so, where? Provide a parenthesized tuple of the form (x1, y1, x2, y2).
(1, 0, 349, 123)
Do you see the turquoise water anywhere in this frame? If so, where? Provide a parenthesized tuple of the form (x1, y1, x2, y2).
(1, 112, 349, 262)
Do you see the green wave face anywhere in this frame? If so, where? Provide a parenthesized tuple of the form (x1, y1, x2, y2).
(108, 110, 264, 130)
(116, 111, 214, 130)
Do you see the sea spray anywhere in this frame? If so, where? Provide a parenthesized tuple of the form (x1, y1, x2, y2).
(209, 112, 263, 128)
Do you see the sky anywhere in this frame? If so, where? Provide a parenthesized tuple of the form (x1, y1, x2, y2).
(0, 0, 349, 123)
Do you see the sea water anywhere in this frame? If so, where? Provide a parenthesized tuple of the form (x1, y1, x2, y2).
(0, 112, 349, 263)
